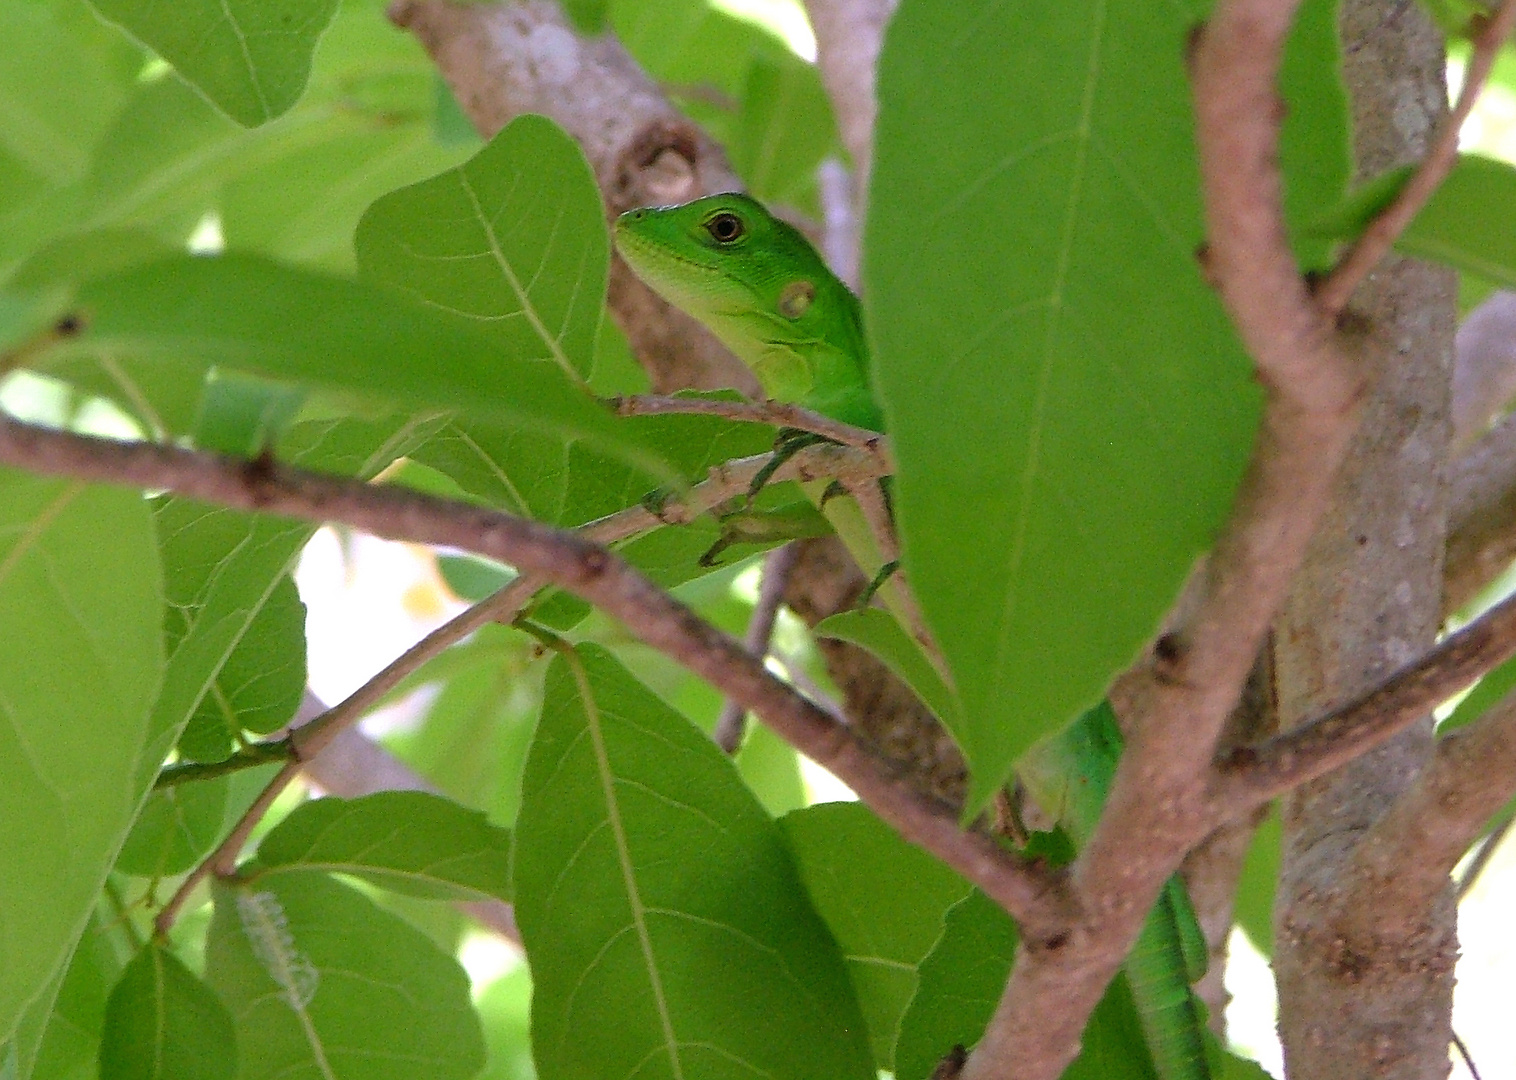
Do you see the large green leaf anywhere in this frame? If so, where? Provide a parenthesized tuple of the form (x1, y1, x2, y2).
(204, 871, 485, 1080)
(65, 255, 662, 472)
(257, 792, 513, 902)
(0, 1, 143, 270)
(781, 803, 973, 1067)
(355, 115, 607, 384)
(99, 941, 237, 1080)
(86, 0, 340, 127)
(0, 474, 163, 1048)
(866, 0, 1347, 807)
(514, 644, 873, 1080)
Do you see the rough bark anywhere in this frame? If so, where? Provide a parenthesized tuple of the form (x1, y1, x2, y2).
(1271, 3, 1459, 1076)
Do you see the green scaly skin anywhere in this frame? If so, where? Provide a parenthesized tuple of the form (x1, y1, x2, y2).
(614, 194, 1210, 1080)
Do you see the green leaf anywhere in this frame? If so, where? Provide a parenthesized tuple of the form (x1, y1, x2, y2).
(86, 0, 341, 127)
(204, 871, 485, 1080)
(515, 644, 874, 1080)
(730, 52, 841, 211)
(66, 253, 671, 478)
(813, 608, 961, 728)
(0, 2, 142, 185)
(115, 779, 231, 878)
(82, 69, 247, 236)
(781, 803, 973, 1067)
(257, 792, 513, 902)
(355, 115, 607, 384)
(1308, 155, 1516, 289)
(1234, 807, 1280, 957)
(866, 0, 1346, 808)
(29, 906, 127, 1080)
(0, 473, 163, 1048)
(222, 124, 473, 273)
(893, 890, 1019, 1080)
(1396, 155, 1516, 289)
(179, 573, 306, 759)
(99, 941, 237, 1080)
(894, 890, 1161, 1080)
(155, 415, 434, 767)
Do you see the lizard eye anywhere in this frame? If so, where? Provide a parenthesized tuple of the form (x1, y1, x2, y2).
(704, 212, 746, 243)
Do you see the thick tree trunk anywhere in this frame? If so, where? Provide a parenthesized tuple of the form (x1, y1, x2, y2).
(1271, 3, 1459, 1076)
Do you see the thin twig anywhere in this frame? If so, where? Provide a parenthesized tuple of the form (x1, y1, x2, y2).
(608, 393, 892, 455)
(0, 414, 1066, 929)
(1211, 583, 1516, 806)
(1456, 808, 1514, 900)
(1453, 1029, 1485, 1080)
(1314, 0, 1516, 316)
(154, 740, 294, 789)
(152, 575, 541, 935)
(714, 543, 800, 752)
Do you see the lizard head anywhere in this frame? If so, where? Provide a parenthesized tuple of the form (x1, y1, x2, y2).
(614, 193, 876, 427)
(615, 193, 855, 356)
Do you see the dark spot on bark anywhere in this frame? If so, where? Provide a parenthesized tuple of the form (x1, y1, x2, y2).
(929, 1045, 967, 1080)
(579, 546, 610, 578)
(55, 313, 85, 336)
(1183, 22, 1207, 72)
(1154, 632, 1187, 682)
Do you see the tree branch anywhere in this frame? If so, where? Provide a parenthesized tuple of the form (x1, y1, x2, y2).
(607, 393, 893, 453)
(1210, 583, 1516, 807)
(0, 414, 1066, 930)
(714, 543, 800, 753)
(800, 0, 899, 194)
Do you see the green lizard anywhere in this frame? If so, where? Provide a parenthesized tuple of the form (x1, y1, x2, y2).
(613, 192, 1211, 1080)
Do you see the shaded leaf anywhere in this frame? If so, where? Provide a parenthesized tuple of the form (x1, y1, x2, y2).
(99, 941, 236, 1080)
(781, 803, 973, 1067)
(814, 608, 961, 728)
(257, 792, 512, 902)
(0, 473, 162, 1048)
(204, 872, 484, 1080)
(28, 907, 126, 1080)
(68, 255, 665, 478)
(115, 780, 231, 879)
(895, 890, 1160, 1080)
(86, 0, 340, 126)
(356, 115, 607, 384)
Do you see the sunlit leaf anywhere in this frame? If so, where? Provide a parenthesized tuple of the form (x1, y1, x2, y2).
(515, 644, 873, 1080)
(866, 0, 1347, 807)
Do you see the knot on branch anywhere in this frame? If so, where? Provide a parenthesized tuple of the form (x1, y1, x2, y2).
(615, 120, 702, 209)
